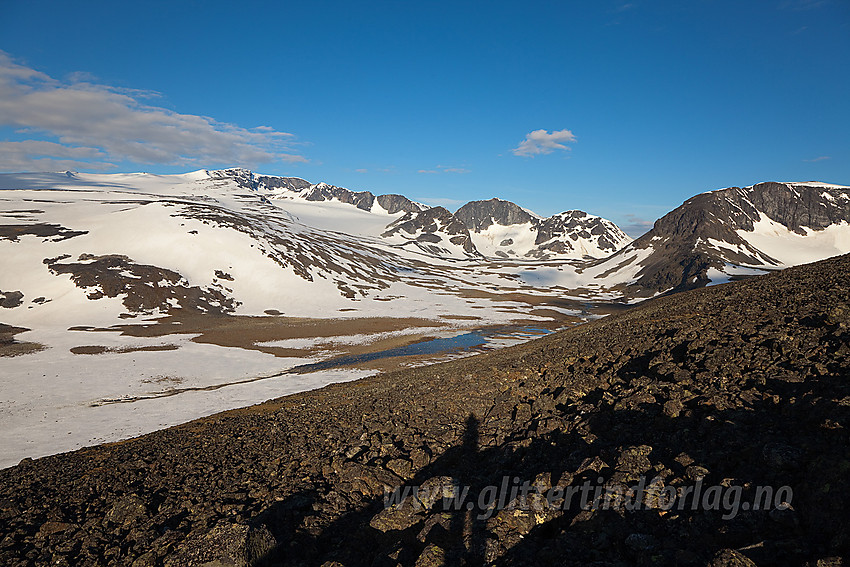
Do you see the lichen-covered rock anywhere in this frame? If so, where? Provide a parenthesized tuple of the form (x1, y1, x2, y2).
(368, 496, 423, 533)
(163, 522, 276, 567)
(709, 549, 758, 567)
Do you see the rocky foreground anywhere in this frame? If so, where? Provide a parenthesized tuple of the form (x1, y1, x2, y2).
(2, 255, 849, 566)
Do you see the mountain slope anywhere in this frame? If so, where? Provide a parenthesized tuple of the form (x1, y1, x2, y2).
(0, 170, 420, 326)
(254, 172, 425, 216)
(1, 253, 847, 565)
(587, 181, 850, 296)
(381, 206, 481, 258)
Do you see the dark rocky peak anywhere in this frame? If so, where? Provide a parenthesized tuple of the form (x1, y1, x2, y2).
(454, 198, 537, 231)
(376, 194, 424, 214)
(206, 168, 256, 190)
(384, 206, 467, 237)
(537, 210, 596, 240)
(206, 169, 315, 194)
(616, 181, 850, 297)
(619, 191, 771, 297)
(254, 175, 312, 192)
(383, 206, 479, 254)
(648, 182, 850, 242)
(305, 182, 376, 212)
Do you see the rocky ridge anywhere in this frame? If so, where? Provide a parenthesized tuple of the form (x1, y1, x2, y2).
(437, 198, 632, 259)
(454, 199, 538, 231)
(0, 254, 848, 566)
(381, 206, 481, 258)
(208, 170, 632, 260)
(534, 209, 629, 257)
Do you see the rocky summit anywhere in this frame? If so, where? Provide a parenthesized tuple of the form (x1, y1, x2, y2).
(1, 253, 848, 566)
(596, 181, 850, 297)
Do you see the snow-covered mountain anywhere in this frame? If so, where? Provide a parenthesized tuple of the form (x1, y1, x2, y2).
(252, 177, 631, 261)
(0, 169, 629, 331)
(0, 170, 415, 323)
(381, 206, 480, 258)
(454, 198, 631, 259)
(586, 181, 850, 297)
(212, 167, 426, 224)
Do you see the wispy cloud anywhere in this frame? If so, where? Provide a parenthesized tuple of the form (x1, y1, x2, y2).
(0, 51, 307, 172)
(620, 213, 654, 238)
(803, 155, 831, 162)
(0, 140, 114, 172)
(511, 129, 576, 157)
(355, 168, 369, 173)
(417, 165, 470, 174)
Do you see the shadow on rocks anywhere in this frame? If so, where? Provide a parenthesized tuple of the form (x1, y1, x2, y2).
(243, 372, 849, 567)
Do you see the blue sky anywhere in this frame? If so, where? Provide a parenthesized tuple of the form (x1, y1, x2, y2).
(1, 0, 848, 235)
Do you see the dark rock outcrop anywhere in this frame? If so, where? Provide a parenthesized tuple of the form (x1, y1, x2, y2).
(0, 290, 24, 308)
(0, 223, 88, 242)
(534, 210, 628, 256)
(376, 194, 423, 214)
(454, 198, 536, 231)
(43, 254, 239, 315)
(383, 207, 480, 256)
(453, 199, 630, 258)
(254, 175, 311, 192)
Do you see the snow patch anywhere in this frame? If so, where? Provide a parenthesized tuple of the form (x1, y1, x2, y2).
(736, 213, 850, 267)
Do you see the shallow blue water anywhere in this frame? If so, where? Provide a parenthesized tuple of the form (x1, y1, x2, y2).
(288, 326, 552, 374)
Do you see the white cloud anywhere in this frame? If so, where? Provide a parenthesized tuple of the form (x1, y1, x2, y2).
(0, 51, 307, 172)
(803, 155, 831, 162)
(0, 140, 115, 172)
(620, 213, 654, 238)
(511, 129, 576, 157)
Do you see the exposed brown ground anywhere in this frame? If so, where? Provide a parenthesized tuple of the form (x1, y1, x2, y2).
(69, 344, 180, 355)
(0, 323, 45, 357)
(66, 310, 584, 375)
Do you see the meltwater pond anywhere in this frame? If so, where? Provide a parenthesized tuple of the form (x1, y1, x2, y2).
(287, 326, 554, 374)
